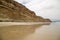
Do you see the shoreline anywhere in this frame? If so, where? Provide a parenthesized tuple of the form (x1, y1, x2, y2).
(0, 22, 51, 26)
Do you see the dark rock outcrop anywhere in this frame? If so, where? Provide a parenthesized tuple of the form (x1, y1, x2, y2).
(0, 0, 51, 22)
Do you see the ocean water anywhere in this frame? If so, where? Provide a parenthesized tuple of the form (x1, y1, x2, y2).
(0, 22, 60, 40)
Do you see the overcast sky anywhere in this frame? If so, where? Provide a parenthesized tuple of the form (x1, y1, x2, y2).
(15, 0, 60, 21)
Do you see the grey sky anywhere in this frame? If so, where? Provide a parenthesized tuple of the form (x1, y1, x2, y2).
(15, 0, 60, 21)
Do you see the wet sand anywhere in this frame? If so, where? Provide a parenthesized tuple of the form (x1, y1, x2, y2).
(0, 22, 60, 40)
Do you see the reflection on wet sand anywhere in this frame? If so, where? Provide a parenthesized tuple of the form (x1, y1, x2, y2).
(0, 24, 43, 40)
(23, 22, 60, 40)
(0, 22, 60, 40)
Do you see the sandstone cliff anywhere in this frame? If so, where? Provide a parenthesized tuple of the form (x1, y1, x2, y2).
(0, 0, 51, 22)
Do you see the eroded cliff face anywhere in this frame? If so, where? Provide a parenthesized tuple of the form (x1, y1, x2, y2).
(0, 0, 51, 22)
